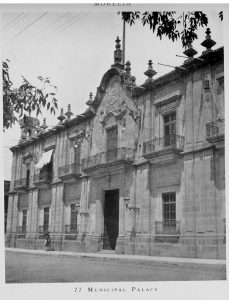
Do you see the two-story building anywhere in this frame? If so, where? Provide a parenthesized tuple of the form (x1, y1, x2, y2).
(5, 29, 225, 259)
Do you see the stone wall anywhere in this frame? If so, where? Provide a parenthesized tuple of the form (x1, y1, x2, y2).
(5, 54, 225, 259)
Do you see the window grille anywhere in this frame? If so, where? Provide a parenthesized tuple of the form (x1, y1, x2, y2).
(162, 193, 176, 226)
(164, 112, 176, 147)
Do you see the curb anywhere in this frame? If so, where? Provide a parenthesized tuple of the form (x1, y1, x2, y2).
(5, 248, 226, 271)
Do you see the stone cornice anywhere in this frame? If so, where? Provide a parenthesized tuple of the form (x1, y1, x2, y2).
(140, 46, 224, 94)
(10, 110, 94, 152)
(10, 48, 223, 153)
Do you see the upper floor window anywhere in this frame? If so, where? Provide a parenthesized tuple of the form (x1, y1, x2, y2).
(164, 112, 176, 147)
(106, 126, 118, 161)
(74, 143, 81, 164)
(35, 149, 53, 183)
(26, 163, 30, 186)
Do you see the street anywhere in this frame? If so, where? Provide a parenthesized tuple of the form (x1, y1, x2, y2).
(5, 250, 226, 283)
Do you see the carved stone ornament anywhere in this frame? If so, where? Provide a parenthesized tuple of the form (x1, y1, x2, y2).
(85, 129, 92, 143)
(99, 111, 106, 125)
(109, 81, 121, 106)
(75, 130, 85, 145)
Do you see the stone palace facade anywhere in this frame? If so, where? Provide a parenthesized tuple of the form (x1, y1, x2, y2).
(5, 30, 225, 259)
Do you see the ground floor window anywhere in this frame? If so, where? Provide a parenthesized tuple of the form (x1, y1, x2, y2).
(162, 192, 176, 227)
(70, 204, 78, 233)
(22, 210, 27, 233)
(155, 192, 180, 242)
(64, 204, 79, 240)
(43, 207, 50, 233)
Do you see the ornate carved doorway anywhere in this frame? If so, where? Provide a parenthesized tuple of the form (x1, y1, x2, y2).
(103, 189, 119, 250)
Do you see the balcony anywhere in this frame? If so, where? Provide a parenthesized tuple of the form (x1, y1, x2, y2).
(143, 135, 184, 160)
(206, 119, 224, 143)
(34, 171, 52, 186)
(82, 147, 135, 170)
(16, 225, 26, 238)
(58, 163, 81, 181)
(14, 178, 29, 192)
(155, 220, 181, 243)
(16, 225, 27, 234)
(64, 225, 78, 240)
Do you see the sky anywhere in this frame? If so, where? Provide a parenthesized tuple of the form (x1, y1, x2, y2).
(2, 6, 224, 180)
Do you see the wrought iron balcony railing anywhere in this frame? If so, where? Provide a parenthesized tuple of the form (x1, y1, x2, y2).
(16, 225, 27, 234)
(58, 163, 81, 179)
(206, 119, 224, 141)
(155, 220, 181, 235)
(14, 178, 29, 190)
(65, 224, 78, 234)
(38, 225, 49, 234)
(34, 171, 52, 185)
(143, 134, 184, 155)
(82, 147, 135, 170)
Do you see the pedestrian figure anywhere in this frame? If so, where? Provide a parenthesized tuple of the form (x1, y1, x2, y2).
(45, 233, 51, 251)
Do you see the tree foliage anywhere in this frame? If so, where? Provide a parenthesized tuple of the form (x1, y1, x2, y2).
(3, 60, 58, 130)
(121, 11, 223, 47)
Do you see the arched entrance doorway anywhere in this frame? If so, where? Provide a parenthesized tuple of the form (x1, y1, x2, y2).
(103, 189, 119, 250)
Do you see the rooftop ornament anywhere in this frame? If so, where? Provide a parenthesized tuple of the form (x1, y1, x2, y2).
(144, 60, 157, 80)
(57, 108, 66, 123)
(86, 92, 93, 106)
(65, 104, 73, 120)
(86, 92, 96, 114)
(111, 36, 124, 69)
(40, 118, 48, 131)
(124, 60, 134, 87)
(34, 120, 42, 135)
(125, 60, 131, 76)
(201, 28, 216, 54)
(183, 40, 197, 60)
(131, 76, 136, 85)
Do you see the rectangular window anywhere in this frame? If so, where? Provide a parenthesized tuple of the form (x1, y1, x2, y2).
(106, 126, 118, 161)
(26, 163, 30, 186)
(43, 207, 49, 232)
(74, 144, 81, 163)
(40, 159, 53, 181)
(22, 210, 27, 233)
(162, 193, 176, 228)
(218, 78, 224, 95)
(164, 112, 176, 147)
(70, 204, 78, 233)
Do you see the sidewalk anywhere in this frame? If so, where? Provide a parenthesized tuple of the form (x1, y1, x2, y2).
(5, 247, 226, 269)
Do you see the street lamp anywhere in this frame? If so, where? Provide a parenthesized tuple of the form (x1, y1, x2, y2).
(79, 211, 89, 217)
(124, 197, 140, 213)
(124, 196, 130, 210)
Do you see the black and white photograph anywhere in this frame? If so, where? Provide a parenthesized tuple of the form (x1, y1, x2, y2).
(1, 1, 228, 299)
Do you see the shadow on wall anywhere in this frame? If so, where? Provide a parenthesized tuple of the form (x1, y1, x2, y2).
(211, 150, 225, 191)
(147, 160, 183, 198)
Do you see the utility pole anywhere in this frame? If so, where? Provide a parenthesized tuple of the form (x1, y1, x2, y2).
(122, 18, 125, 64)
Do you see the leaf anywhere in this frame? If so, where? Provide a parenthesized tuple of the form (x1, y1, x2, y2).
(219, 11, 223, 21)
